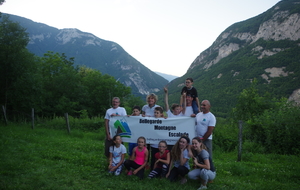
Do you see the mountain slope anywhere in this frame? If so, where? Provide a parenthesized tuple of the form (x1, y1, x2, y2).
(164, 0, 300, 117)
(3, 13, 168, 97)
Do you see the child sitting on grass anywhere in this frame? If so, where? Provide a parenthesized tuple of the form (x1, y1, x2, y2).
(148, 140, 170, 179)
(108, 135, 127, 176)
(124, 136, 148, 179)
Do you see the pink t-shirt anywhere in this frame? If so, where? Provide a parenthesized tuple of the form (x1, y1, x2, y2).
(134, 146, 146, 165)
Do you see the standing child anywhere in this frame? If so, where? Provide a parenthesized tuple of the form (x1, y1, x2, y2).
(108, 135, 127, 176)
(150, 106, 165, 170)
(141, 93, 160, 170)
(124, 136, 149, 179)
(188, 137, 216, 190)
(180, 78, 200, 114)
(148, 141, 170, 179)
(127, 106, 141, 157)
(166, 136, 191, 184)
(164, 87, 183, 117)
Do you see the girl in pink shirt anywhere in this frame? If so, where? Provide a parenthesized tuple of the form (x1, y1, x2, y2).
(124, 136, 149, 179)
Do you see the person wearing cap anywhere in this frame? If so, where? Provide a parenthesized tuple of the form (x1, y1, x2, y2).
(195, 100, 216, 158)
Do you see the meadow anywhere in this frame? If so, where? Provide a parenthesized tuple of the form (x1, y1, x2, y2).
(0, 121, 299, 190)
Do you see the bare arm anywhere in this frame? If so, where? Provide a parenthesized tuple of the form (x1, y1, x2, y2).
(164, 87, 169, 112)
(133, 149, 149, 174)
(203, 126, 214, 142)
(193, 157, 210, 170)
(195, 97, 201, 113)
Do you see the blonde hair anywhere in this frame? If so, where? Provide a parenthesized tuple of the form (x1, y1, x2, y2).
(146, 93, 158, 102)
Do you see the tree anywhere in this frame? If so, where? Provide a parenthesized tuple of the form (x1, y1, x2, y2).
(0, 15, 39, 117)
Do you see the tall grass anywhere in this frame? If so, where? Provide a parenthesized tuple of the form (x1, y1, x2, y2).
(1, 121, 299, 190)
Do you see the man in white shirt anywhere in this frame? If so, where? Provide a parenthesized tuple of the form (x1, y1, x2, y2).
(195, 100, 216, 158)
(183, 94, 195, 117)
(104, 97, 127, 158)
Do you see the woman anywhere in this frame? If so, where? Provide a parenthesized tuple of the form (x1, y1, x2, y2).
(188, 137, 216, 190)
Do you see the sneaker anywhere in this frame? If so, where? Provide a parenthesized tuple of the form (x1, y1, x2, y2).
(127, 170, 133, 176)
(197, 185, 207, 190)
(180, 178, 187, 184)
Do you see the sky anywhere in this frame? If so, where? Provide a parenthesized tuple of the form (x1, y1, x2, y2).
(1, 0, 280, 77)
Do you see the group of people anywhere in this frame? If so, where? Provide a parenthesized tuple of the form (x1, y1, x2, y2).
(104, 78, 216, 190)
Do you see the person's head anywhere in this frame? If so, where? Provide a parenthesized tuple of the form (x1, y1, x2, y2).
(112, 134, 122, 147)
(158, 141, 168, 153)
(186, 94, 193, 106)
(132, 105, 141, 116)
(201, 100, 211, 114)
(112, 97, 120, 109)
(137, 136, 146, 148)
(171, 103, 181, 115)
(171, 135, 190, 161)
(154, 107, 164, 118)
(192, 137, 207, 152)
(185, 78, 193, 88)
(146, 93, 158, 106)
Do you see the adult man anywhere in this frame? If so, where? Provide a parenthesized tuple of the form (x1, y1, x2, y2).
(195, 100, 216, 158)
(182, 93, 195, 117)
(104, 97, 127, 158)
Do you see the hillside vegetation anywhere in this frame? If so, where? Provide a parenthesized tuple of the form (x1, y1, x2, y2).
(162, 0, 300, 118)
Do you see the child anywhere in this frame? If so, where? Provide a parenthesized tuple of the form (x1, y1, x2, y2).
(141, 93, 160, 170)
(181, 78, 200, 114)
(124, 136, 148, 179)
(108, 135, 127, 176)
(127, 105, 141, 157)
(164, 87, 185, 117)
(188, 137, 216, 190)
(150, 106, 165, 170)
(148, 141, 170, 179)
(166, 135, 191, 184)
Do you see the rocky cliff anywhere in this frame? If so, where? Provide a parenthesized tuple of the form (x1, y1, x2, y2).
(5, 14, 168, 97)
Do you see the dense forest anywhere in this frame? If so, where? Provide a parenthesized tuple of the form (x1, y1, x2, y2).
(0, 14, 144, 118)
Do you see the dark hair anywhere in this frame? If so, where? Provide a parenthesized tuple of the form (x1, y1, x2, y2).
(186, 78, 193, 82)
(132, 105, 141, 111)
(171, 135, 190, 161)
(111, 134, 121, 150)
(155, 106, 163, 114)
(159, 140, 168, 147)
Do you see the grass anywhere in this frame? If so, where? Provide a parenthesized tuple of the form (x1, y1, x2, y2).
(1, 123, 300, 190)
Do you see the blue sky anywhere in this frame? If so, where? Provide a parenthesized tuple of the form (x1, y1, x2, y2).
(1, 0, 280, 76)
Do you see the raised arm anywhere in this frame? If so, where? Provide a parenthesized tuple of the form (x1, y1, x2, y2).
(164, 87, 169, 112)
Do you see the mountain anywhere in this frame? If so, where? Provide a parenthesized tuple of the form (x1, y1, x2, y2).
(3, 13, 168, 97)
(154, 71, 179, 82)
(164, 0, 300, 117)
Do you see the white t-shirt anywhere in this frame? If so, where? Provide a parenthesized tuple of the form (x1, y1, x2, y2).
(104, 107, 127, 120)
(195, 112, 216, 140)
(142, 104, 160, 117)
(183, 106, 194, 117)
(109, 144, 127, 164)
(167, 110, 183, 117)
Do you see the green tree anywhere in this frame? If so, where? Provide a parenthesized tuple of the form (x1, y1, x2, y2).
(0, 15, 39, 117)
(78, 66, 131, 116)
(36, 52, 81, 116)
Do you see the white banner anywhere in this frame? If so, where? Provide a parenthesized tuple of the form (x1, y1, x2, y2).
(109, 116, 196, 145)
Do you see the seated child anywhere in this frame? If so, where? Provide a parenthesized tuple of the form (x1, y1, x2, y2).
(108, 135, 127, 175)
(148, 141, 170, 179)
(124, 136, 148, 179)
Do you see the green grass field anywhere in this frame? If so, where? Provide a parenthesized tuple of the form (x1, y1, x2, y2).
(1, 123, 299, 190)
